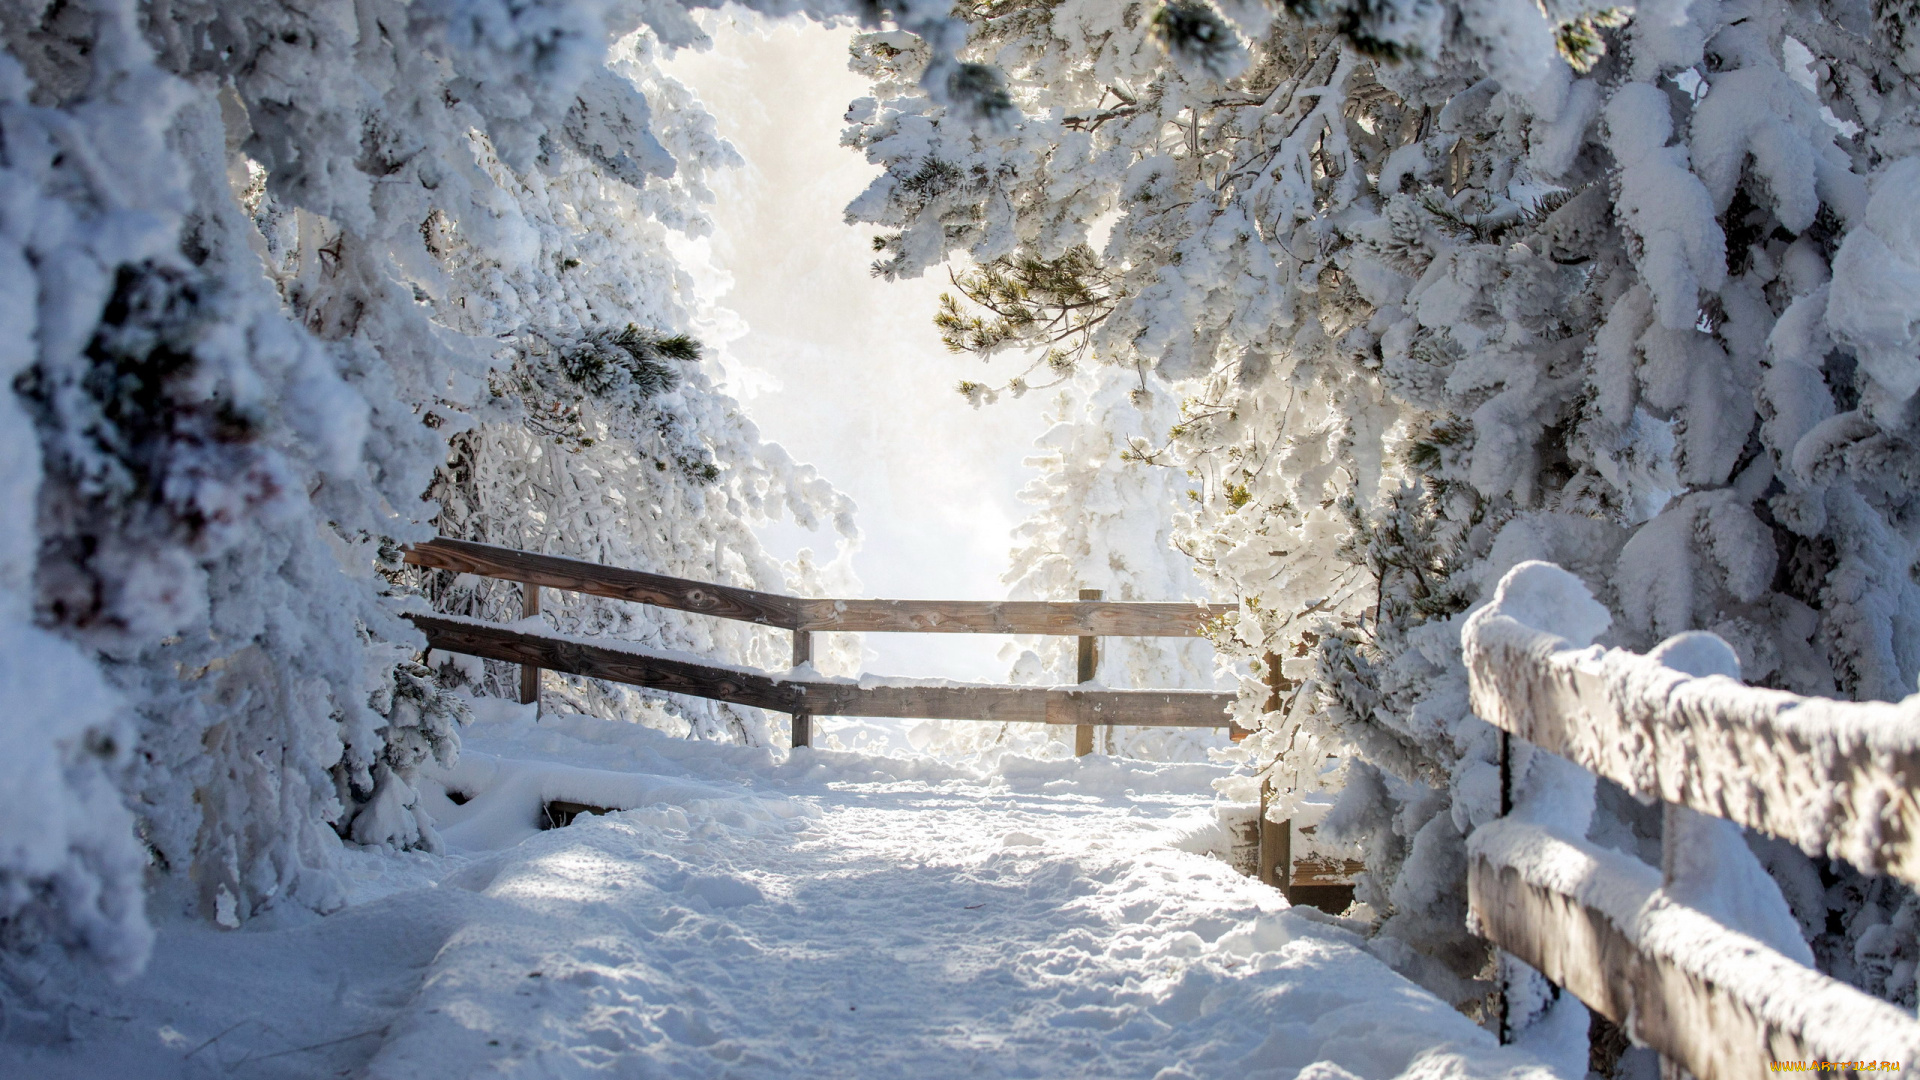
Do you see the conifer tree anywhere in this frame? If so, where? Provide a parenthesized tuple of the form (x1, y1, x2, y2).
(986, 367, 1224, 760)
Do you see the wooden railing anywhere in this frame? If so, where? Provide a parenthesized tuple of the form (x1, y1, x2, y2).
(1463, 563, 1920, 1080)
(403, 538, 1241, 749)
(405, 537, 1224, 635)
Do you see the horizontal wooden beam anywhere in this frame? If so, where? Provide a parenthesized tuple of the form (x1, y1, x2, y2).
(791, 597, 1226, 636)
(412, 613, 792, 708)
(1470, 821, 1920, 1080)
(404, 538, 1230, 636)
(1463, 613, 1920, 889)
(410, 615, 1245, 730)
(1291, 855, 1365, 887)
(405, 537, 805, 629)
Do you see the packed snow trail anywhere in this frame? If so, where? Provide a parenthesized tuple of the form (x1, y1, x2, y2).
(2, 706, 1572, 1080)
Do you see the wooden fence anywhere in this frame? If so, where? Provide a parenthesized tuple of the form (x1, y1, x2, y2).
(1463, 573, 1920, 1080)
(403, 537, 1242, 750)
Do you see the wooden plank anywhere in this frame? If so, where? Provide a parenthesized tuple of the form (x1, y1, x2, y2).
(540, 800, 615, 830)
(404, 538, 1230, 636)
(1257, 657, 1291, 898)
(408, 615, 1245, 730)
(812, 683, 1044, 723)
(519, 580, 541, 708)
(1464, 617, 1920, 888)
(1470, 822, 1920, 1080)
(1258, 781, 1290, 898)
(406, 537, 805, 628)
(413, 614, 797, 711)
(1292, 855, 1365, 887)
(796, 597, 1224, 637)
(797, 684, 1239, 727)
(1076, 588, 1100, 757)
(1044, 689, 1239, 727)
(790, 629, 812, 750)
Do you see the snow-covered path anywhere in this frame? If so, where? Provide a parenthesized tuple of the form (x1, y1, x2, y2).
(4, 709, 1569, 1080)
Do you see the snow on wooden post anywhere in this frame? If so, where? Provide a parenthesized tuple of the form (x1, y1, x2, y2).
(790, 629, 813, 749)
(1075, 589, 1101, 757)
(519, 581, 541, 713)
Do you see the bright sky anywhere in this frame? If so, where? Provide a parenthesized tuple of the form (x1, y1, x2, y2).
(664, 16, 1050, 686)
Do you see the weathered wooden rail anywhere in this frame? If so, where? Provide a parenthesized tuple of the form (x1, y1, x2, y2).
(1464, 562, 1920, 1080)
(404, 538, 1241, 749)
(412, 614, 1240, 728)
(406, 537, 1224, 636)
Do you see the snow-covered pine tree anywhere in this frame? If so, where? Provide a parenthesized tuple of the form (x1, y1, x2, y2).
(920, 245, 1223, 760)
(982, 365, 1221, 760)
(0, 0, 975, 987)
(844, 0, 1920, 1017)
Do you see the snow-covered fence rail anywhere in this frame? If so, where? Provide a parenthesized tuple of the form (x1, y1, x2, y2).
(1461, 562, 1920, 1080)
(404, 539, 1240, 748)
(1465, 602, 1920, 887)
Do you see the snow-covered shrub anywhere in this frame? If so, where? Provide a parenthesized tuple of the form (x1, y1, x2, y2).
(0, 0, 386, 968)
(844, 0, 1920, 1017)
(339, 652, 469, 854)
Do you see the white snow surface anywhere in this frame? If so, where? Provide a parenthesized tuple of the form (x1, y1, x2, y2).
(4, 703, 1566, 1080)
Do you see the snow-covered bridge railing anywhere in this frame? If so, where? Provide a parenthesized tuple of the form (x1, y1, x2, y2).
(403, 538, 1240, 749)
(1462, 562, 1920, 1080)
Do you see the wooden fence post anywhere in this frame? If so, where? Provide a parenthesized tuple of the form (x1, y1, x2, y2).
(520, 580, 541, 714)
(1258, 652, 1291, 898)
(1495, 726, 1513, 1041)
(790, 629, 813, 749)
(1075, 588, 1101, 756)
(1258, 778, 1291, 900)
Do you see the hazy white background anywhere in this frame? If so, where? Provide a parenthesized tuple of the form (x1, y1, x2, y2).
(664, 16, 1051, 690)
